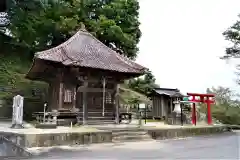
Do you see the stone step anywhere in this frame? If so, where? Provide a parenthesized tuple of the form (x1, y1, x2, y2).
(87, 117, 114, 120)
(77, 112, 114, 117)
(76, 116, 114, 120)
(85, 120, 116, 125)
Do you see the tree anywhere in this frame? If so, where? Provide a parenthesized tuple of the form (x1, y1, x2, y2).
(206, 86, 240, 124)
(206, 86, 234, 105)
(6, 0, 141, 59)
(222, 14, 240, 59)
(222, 14, 240, 84)
(128, 69, 159, 96)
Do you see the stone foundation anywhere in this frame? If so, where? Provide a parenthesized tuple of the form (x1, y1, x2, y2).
(0, 131, 112, 148)
(0, 125, 229, 148)
(147, 126, 228, 140)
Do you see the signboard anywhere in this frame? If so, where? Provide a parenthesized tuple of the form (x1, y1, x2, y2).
(139, 103, 146, 109)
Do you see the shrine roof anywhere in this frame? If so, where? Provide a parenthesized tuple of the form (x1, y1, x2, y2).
(153, 88, 185, 97)
(30, 30, 146, 75)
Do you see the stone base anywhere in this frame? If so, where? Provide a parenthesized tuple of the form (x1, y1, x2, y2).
(10, 124, 24, 129)
(0, 130, 112, 148)
(147, 125, 228, 140)
(0, 125, 230, 149)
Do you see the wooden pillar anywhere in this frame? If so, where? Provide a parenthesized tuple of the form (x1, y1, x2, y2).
(102, 77, 106, 116)
(115, 84, 120, 124)
(170, 97, 173, 112)
(72, 87, 76, 110)
(160, 96, 164, 117)
(164, 98, 169, 123)
(59, 82, 63, 110)
(82, 80, 88, 125)
(47, 82, 53, 111)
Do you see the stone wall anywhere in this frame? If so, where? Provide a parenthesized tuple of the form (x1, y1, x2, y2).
(1, 131, 112, 148)
(147, 126, 228, 140)
(0, 125, 229, 149)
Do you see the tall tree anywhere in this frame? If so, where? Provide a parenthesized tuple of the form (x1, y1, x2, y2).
(222, 14, 240, 59)
(128, 69, 159, 96)
(222, 14, 240, 84)
(7, 0, 141, 59)
(206, 86, 235, 105)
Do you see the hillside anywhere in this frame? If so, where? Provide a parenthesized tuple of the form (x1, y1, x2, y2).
(0, 55, 46, 98)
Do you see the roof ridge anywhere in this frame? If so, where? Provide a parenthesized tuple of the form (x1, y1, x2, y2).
(35, 30, 80, 58)
(31, 29, 146, 75)
(155, 88, 179, 91)
(82, 31, 145, 71)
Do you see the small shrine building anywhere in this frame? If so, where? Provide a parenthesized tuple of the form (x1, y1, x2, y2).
(26, 29, 146, 125)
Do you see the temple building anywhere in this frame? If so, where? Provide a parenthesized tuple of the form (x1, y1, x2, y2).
(26, 29, 146, 125)
(151, 88, 184, 120)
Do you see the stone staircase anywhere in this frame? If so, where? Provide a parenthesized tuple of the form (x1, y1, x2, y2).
(112, 129, 153, 142)
(77, 109, 116, 125)
(55, 109, 116, 126)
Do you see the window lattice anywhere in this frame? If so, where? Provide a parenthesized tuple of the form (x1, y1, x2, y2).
(64, 89, 72, 103)
(105, 92, 112, 104)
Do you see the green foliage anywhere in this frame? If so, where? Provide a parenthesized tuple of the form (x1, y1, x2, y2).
(0, 52, 48, 120)
(119, 84, 151, 105)
(222, 14, 240, 59)
(0, 0, 150, 119)
(7, 0, 141, 59)
(128, 69, 159, 96)
(0, 53, 48, 98)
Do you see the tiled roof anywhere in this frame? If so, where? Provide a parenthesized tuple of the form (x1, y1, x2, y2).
(153, 88, 184, 97)
(34, 30, 146, 74)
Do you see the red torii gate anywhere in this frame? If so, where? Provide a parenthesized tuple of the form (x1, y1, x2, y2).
(187, 93, 215, 125)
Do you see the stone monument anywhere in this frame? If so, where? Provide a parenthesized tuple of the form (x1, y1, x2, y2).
(11, 95, 24, 129)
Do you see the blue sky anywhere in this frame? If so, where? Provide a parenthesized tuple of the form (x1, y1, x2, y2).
(136, 0, 240, 94)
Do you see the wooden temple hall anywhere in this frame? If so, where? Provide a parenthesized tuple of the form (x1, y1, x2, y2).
(151, 88, 184, 120)
(26, 29, 146, 125)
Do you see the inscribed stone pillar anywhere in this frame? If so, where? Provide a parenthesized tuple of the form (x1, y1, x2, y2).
(11, 95, 24, 129)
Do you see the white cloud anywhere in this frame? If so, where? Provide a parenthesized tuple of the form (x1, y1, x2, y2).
(137, 0, 240, 94)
